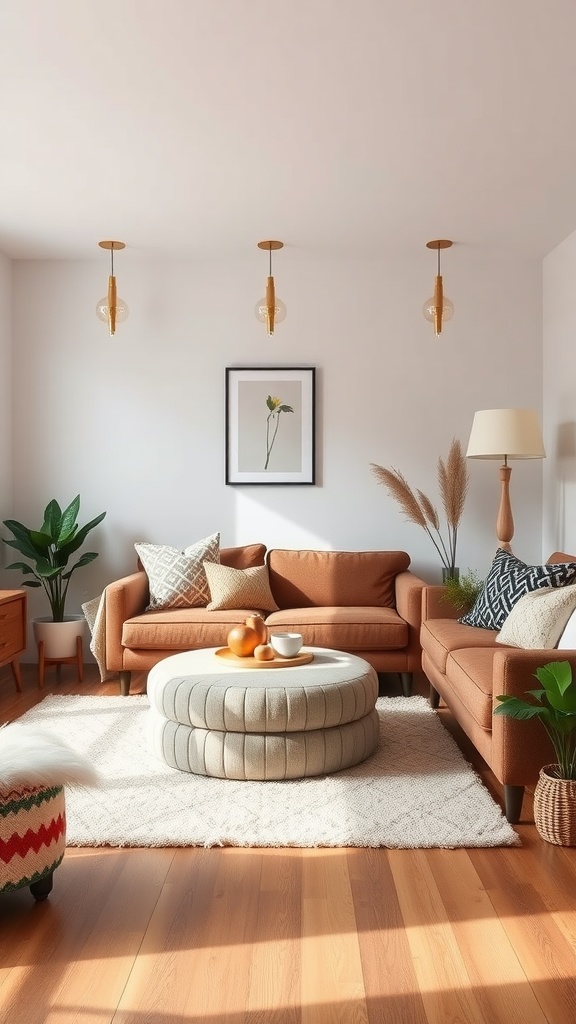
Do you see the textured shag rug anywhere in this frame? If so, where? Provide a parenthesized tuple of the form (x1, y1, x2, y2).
(13, 694, 520, 849)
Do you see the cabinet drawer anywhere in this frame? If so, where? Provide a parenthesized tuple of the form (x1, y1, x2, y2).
(0, 599, 25, 660)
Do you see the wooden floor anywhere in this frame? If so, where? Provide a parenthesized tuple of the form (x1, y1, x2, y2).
(1, 663, 575, 1024)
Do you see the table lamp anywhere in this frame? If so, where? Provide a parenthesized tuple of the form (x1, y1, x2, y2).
(466, 408, 545, 551)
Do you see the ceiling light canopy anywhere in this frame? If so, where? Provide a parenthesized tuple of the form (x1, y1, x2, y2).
(255, 240, 286, 337)
(96, 240, 128, 336)
(423, 239, 453, 337)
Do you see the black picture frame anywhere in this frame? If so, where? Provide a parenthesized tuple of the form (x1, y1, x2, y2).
(225, 366, 316, 485)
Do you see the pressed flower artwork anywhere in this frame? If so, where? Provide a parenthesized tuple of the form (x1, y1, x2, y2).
(226, 367, 316, 485)
(264, 395, 294, 469)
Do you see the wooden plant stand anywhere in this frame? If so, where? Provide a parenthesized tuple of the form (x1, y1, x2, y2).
(38, 635, 83, 690)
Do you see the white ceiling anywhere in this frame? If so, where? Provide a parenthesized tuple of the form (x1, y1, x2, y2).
(3, 0, 576, 262)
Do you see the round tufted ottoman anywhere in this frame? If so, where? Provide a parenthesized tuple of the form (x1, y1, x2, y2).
(147, 647, 380, 780)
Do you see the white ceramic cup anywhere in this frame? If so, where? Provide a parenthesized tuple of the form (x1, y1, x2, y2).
(270, 632, 303, 658)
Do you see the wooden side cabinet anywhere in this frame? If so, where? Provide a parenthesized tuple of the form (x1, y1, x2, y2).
(0, 590, 27, 692)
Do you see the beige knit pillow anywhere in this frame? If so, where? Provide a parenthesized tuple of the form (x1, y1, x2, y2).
(204, 561, 279, 612)
(496, 584, 576, 649)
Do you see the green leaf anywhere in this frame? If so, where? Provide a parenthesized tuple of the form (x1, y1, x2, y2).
(58, 495, 81, 543)
(494, 696, 545, 721)
(41, 499, 63, 541)
(535, 661, 576, 714)
(279, 405, 294, 414)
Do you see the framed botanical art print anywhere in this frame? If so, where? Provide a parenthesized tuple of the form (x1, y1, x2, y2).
(226, 366, 316, 484)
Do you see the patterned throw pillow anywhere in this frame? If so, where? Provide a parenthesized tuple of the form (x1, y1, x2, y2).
(496, 584, 576, 648)
(204, 561, 279, 612)
(459, 548, 576, 630)
(135, 532, 220, 610)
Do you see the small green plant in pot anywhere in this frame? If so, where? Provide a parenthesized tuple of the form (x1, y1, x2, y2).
(442, 569, 484, 614)
(3, 495, 106, 621)
(494, 661, 576, 845)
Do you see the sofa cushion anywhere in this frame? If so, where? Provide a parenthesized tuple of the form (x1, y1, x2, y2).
(122, 607, 254, 651)
(135, 533, 220, 610)
(420, 617, 499, 674)
(496, 584, 576, 649)
(445, 648, 496, 731)
(204, 561, 279, 612)
(459, 547, 576, 631)
(265, 606, 408, 651)
(220, 543, 266, 570)
(267, 549, 410, 609)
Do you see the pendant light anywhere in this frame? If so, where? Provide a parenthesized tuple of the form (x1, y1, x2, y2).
(423, 239, 453, 336)
(96, 240, 128, 336)
(255, 240, 286, 337)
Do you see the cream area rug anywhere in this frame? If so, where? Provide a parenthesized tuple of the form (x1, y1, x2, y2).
(13, 695, 520, 849)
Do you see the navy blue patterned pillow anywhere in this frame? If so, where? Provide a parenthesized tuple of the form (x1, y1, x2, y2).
(459, 548, 576, 630)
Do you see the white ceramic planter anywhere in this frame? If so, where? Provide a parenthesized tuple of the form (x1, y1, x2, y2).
(33, 616, 85, 660)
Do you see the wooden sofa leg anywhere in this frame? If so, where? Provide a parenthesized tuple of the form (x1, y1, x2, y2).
(399, 672, 413, 697)
(504, 785, 524, 824)
(119, 671, 132, 696)
(429, 683, 440, 709)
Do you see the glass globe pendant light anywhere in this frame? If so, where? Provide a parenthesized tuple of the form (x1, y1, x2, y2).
(423, 239, 453, 336)
(96, 240, 128, 336)
(255, 240, 286, 337)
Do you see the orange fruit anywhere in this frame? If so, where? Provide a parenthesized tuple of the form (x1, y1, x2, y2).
(254, 644, 274, 661)
(245, 614, 268, 645)
(227, 624, 259, 657)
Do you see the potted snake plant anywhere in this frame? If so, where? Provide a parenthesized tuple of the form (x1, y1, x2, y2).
(2, 495, 106, 660)
(494, 660, 576, 845)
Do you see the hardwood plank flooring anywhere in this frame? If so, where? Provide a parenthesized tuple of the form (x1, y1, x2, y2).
(0, 663, 575, 1024)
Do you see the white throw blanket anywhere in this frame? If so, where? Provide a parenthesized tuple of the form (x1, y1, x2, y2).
(82, 591, 114, 682)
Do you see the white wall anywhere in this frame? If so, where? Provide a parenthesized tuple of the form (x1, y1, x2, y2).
(543, 230, 576, 556)
(0, 253, 11, 542)
(5, 249, 545, 653)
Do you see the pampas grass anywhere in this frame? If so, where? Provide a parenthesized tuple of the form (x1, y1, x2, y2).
(371, 438, 469, 574)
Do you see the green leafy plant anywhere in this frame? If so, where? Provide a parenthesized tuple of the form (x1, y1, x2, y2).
(2, 495, 106, 622)
(371, 438, 469, 576)
(494, 661, 576, 780)
(441, 569, 484, 613)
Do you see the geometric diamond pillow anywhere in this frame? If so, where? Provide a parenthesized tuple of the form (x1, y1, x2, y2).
(204, 561, 279, 612)
(495, 584, 576, 648)
(135, 532, 220, 610)
(459, 547, 576, 630)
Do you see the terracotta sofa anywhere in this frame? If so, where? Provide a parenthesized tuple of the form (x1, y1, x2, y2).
(420, 551, 576, 823)
(104, 544, 427, 696)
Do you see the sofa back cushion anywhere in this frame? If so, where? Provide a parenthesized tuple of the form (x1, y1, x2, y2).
(220, 543, 267, 570)
(267, 549, 411, 609)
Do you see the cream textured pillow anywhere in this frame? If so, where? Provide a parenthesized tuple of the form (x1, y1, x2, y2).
(557, 608, 576, 649)
(496, 584, 576, 649)
(204, 561, 279, 612)
(135, 532, 220, 610)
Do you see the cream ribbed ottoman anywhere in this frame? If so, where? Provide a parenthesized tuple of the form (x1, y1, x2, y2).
(147, 647, 379, 780)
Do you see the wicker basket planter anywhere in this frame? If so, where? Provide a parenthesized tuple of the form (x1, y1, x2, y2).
(533, 765, 576, 847)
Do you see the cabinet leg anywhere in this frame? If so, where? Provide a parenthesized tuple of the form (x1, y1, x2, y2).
(10, 659, 22, 692)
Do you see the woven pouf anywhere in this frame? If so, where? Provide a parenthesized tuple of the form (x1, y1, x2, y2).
(0, 784, 66, 900)
(147, 646, 380, 780)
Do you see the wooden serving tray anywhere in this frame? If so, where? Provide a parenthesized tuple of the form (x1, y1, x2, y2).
(214, 648, 314, 669)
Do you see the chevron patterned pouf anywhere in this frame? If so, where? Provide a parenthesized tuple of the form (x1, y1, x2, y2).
(0, 784, 66, 900)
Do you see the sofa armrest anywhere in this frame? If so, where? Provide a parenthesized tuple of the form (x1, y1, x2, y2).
(421, 584, 461, 621)
(491, 648, 576, 785)
(395, 571, 428, 671)
(104, 572, 149, 671)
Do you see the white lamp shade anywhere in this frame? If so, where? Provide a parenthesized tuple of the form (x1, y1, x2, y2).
(466, 408, 545, 460)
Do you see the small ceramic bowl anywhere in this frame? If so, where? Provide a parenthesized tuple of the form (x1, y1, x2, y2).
(270, 632, 303, 658)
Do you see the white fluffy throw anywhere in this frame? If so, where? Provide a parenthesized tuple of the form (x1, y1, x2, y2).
(0, 722, 99, 791)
